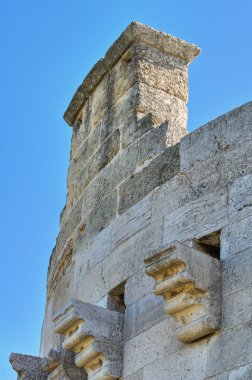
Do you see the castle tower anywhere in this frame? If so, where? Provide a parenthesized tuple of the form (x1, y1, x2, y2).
(10, 22, 252, 380)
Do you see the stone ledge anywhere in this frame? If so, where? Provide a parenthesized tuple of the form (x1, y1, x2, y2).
(53, 299, 124, 380)
(64, 21, 200, 126)
(145, 241, 221, 343)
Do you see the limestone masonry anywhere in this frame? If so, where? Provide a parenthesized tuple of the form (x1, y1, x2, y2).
(10, 22, 252, 379)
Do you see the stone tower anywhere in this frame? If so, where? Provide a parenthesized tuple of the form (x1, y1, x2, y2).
(10, 22, 252, 379)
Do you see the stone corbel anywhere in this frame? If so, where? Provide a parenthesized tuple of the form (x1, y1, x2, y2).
(53, 299, 124, 380)
(145, 240, 221, 343)
(9, 353, 48, 380)
(41, 347, 86, 379)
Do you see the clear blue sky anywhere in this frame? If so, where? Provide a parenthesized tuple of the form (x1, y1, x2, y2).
(1, 1, 252, 378)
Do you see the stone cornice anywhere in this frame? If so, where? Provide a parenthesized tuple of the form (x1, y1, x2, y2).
(64, 21, 201, 126)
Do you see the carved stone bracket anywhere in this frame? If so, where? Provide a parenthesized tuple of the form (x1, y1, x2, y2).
(53, 299, 124, 380)
(145, 241, 221, 343)
(9, 353, 48, 380)
(41, 347, 86, 379)
(10, 349, 86, 380)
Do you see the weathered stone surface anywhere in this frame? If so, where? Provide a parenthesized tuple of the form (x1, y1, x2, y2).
(125, 269, 155, 307)
(145, 241, 221, 342)
(143, 340, 208, 380)
(74, 259, 104, 304)
(55, 194, 83, 260)
(135, 83, 188, 145)
(124, 293, 166, 341)
(228, 173, 252, 215)
(24, 21, 252, 380)
(135, 43, 188, 101)
(9, 353, 48, 380)
(84, 189, 117, 239)
(41, 348, 86, 380)
(206, 323, 252, 377)
(123, 319, 181, 377)
(119, 144, 180, 213)
(54, 299, 124, 380)
(222, 284, 252, 330)
(163, 187, 228, 246)
(78, 129, 120, 195)
(180, 101, 252, 171)
(222, 248, 252, 297)
(47, 362, 86, 380)
(75, 225, 112, 275)
(221, 215, 252, 259)
(81, 140, 138, 218)
(64, 22, 200, 126)
(111, 195, 152, 251)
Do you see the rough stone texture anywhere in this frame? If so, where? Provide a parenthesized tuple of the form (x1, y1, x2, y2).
(9, 353, 48, 380)
(53, 299, 124, 380)
(64, 21, 200, 126)
(41, 348, 86, 380)
(11, 22, 252, 380)
(119, 143, 180, 213)
(145, 241, 221, 342)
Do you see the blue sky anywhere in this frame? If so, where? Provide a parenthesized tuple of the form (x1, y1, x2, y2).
(1, 0, 252, 378)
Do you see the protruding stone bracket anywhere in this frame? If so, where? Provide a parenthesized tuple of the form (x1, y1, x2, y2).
(144, 240, 221, 343)
(53, 299, 124, 380)
(41, 347, 86, 379)
(9, 353, 48, 380)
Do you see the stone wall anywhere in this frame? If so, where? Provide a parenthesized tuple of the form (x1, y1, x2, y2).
(40, 95, 252, 378)
(11, 22, 252, 380)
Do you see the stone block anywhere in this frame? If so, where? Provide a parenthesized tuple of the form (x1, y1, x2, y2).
(85, 189, 117, 239)
(206, 322, 252, 377)
(42, 348, 86, 380)
(119, 144, 180, 214)
(228, 173, 252, 215)
(163, 188, 228, 246)
(145, 241, 221, 342)
(55, 195, 83, 259)
(82, 141, 138, 217)
(180, 101, 252, 171)
(223, 101, 252, 147)
(221, 138, 252, 185)
(180, 114, 225, 171)
(143, 340, 208, 380)
(111, 195, 152, 251)
(9, 353, 48, 380)
(53, 299, 124, 380)
(72, 121, 101, 174)
(151, 173, 196, 221)
(123, 318, 180, 377)
(135, 42, 188, 101)
(221, 215, 252, 259)
(136, 83, 187, 143)
(222, 248, 252, 297)
(125, 269, 155, 307)
(101, 234, 144, 294)
(75, 225, 112, 275)
(222, 284, 252, 330)
(74, 259, 105, 305)
(78, 129, 120, 194)
(124, 293, 166, 341)
(121, 112, 155, 149)
(140, 217, 164, 256)
(136, 122, 169, 165)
